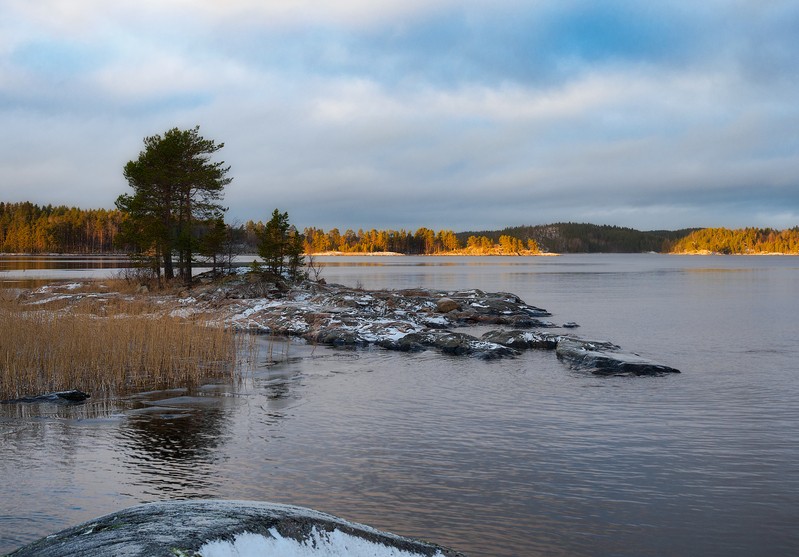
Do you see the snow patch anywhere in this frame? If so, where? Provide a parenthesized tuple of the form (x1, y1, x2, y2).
(198, 527, 444, 557)
(170, 308, 197, 318)
(232, 302, 274, 320)
(28, 294, 72, 305)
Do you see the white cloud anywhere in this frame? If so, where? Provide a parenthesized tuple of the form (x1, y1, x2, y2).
(1, 0, 797, 230)
(3, 0, 469, 37)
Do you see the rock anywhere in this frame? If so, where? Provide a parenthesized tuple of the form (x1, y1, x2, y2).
(1, 390, 90, 404)
(383, 331, 518, 359)
(481, 330, 559, 350)
(310, 326, 368, 347)
(435, 297, 461, 313)
(556, 339, 680, 376)
(562, 322, 580, 328)
(421, 314, 453, 329)
(8, 500, 465, 557)
(506, 316, 558, 328)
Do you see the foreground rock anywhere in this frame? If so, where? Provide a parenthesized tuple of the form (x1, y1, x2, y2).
(10, 500, 464, 557)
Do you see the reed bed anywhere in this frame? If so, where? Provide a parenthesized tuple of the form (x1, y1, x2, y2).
(1, 299, 243, 400)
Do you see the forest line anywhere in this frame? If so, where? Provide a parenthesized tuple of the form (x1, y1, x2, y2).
(2, 201, 798, 256)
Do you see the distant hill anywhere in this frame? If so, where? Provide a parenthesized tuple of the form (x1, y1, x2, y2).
(456, 223, 698, 253)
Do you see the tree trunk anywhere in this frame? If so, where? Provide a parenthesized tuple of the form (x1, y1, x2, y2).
(162, 248, 174, 281)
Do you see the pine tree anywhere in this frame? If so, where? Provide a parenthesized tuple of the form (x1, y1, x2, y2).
(117, 126, 231, 284)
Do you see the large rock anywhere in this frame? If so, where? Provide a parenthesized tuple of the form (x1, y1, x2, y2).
(9, 500, 464, 557)
(435, 297, 461, 313)
(556, 339, 680, 376)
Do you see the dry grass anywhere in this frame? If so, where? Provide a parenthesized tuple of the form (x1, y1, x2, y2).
(1, 298, 244, 400)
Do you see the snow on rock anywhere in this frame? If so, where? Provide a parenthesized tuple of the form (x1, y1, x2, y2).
(9, 500, 464, 557)
(199, 527, 447, 557)
(27, 294, 73, 305)
(170, 308, 198, 318)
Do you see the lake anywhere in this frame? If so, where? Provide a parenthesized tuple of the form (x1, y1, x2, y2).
(2, 254, 798, 556)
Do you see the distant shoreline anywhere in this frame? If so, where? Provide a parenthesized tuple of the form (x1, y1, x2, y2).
(308, 251, 560, 257)
(669, 250, 798, 256)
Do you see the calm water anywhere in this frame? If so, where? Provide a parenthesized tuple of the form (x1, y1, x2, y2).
(2, 254, 798, 556)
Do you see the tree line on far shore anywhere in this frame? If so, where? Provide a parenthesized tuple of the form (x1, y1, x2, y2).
(667, 227, 799, 254)
(297, 226, 539, 255)
(0, 201, 538, 257)
(4, 200, 799, 258)
(0, 202, 124, 254)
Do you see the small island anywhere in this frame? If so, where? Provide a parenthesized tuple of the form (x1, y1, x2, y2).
(2, 267, 679, 404)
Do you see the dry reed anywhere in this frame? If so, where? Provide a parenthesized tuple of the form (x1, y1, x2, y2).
(1, 299, 242, 400)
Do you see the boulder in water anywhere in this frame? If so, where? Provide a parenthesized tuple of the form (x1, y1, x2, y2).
(556, 339, 680, 376)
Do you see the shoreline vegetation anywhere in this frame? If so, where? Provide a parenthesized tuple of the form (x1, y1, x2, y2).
(0, 279, 250, 401)
(3, 201, 798, 256)
(668, 250, 798, 256)
(308, 248, 559, 256)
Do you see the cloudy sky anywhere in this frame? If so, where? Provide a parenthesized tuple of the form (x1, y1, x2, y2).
(1, 1, 798, 231)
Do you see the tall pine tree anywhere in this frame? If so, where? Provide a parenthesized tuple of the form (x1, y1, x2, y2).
(117, 126, 231, 283)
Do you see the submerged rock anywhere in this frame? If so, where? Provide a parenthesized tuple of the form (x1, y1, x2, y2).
(9, 500, 464, 557)
(555, 338, 680, 376)
(1, 390, 90, 404)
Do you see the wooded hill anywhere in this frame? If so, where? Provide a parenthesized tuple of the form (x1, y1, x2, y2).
(458, 223, 697, 253)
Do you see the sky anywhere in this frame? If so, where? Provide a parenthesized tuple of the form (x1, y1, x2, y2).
(1, 0, 798, 232)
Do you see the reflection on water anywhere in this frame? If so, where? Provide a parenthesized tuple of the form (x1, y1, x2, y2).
(0, 255, 131, 286)
(0, 254, 214, 285)
(0, 255, 132, 271)
(2, 255, 799, 556)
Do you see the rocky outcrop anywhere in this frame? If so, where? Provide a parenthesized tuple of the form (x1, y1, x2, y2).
(9, 500, 465, 557)
(210, 282, 557, 359)
(22, 276, 680, 375)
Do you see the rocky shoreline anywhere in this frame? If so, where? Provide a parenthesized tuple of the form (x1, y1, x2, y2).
(18, 273, 680, 376)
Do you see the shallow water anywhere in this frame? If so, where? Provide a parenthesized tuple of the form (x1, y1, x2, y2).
(2, 254, 798, 556)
